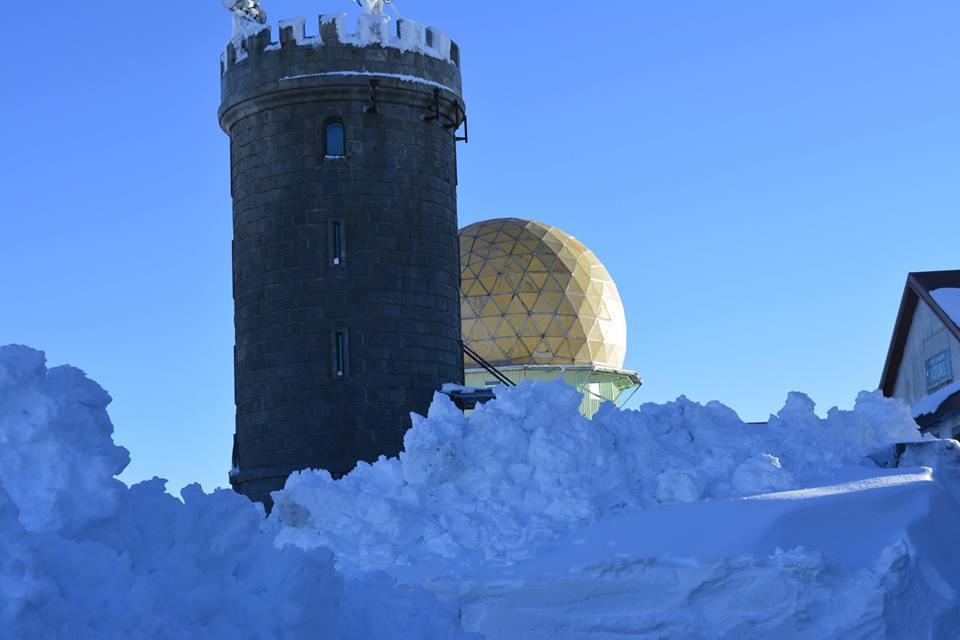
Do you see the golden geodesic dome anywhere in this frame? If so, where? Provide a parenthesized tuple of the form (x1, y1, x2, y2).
(460, 218, 628, 370)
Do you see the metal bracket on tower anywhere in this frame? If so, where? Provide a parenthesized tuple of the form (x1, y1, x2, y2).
(424, 88, 442, 123)
(423, 89, 469, 143)
(443, 100, 461, 130)
(366, 79, 380, 114)
(450, 100, 468, 143)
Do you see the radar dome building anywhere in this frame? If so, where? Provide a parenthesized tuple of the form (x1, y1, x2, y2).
(460, 218, 641, 416)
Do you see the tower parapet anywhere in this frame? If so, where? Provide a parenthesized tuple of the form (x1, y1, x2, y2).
(220, 13, 465, 139)
(221, 13, 460, 71)
(219, 12, 467, 506)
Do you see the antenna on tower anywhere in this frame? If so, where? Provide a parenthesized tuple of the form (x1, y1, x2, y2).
(355, 0, 394, 16)
(222, 0, 267, 24)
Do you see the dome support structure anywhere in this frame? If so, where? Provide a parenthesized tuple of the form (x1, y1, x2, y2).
(459, 218, 642, 418)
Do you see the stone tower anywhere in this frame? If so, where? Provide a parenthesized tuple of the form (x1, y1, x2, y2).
(219, 12, 466, 505)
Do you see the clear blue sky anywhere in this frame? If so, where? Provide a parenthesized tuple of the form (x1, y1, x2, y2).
(1, 1, 957, 493)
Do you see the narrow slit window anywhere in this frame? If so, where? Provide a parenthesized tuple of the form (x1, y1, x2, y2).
(334, 331, 346, 378)
(332, 221, 343, 266)
(325, 121, 345, 158)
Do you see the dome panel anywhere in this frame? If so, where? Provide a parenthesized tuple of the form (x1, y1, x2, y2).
(491, 294, 513, 312)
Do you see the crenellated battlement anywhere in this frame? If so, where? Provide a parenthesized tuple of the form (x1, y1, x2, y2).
(221, 12, 460, 75)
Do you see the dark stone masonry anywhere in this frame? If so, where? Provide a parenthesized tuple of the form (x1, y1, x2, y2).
(219, 15, 466, 505)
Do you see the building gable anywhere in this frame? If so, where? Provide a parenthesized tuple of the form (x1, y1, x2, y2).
(881, 270, 960, 401)
(891, 298, 960, 405)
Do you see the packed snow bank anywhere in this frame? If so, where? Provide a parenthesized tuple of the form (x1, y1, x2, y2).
(424, 457, 960, 639)
(5, 342, 959, 639)
(271, 381, 960, 638)
(273, 381, 925, 573)
(0, 345, 475, 639)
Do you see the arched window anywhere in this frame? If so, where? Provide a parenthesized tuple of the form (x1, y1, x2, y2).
(324, 121, 346, 158)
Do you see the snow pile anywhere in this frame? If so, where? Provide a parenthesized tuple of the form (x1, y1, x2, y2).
(271, 382, 960, 639)
(0, 346, 129, 533)
(0, 345, 474, 639)
(445, 536, 959, 639)
(425, 448, 960, 639)
(273, 381, 923, 572)
(4, 342, 959, 639)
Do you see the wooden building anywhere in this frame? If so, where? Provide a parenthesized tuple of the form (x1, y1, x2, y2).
(881, 270, 960, 438)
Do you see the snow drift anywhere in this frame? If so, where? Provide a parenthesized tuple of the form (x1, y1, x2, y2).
(271, 380, 960, 638)
(272, 381, 925, 572)
(0, 345, 474, 639)
(2, 343, 960, 639)
(425, 457, 960, 639)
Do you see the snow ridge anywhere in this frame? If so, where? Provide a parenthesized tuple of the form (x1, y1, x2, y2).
(272, 382, 925, 573)
(4, 343, 959, 639)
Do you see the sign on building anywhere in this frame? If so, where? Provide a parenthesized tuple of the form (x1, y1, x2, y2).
(926, 349, 953, 391)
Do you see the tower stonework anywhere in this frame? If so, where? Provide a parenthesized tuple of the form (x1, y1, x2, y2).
(219, 13, 466, 504)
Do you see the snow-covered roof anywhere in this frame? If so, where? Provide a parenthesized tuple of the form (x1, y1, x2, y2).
(912, 378, 960, 418)
(931, 288, 960, 329)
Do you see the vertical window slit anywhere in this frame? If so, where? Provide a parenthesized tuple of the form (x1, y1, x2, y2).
(335, 331, 346, 378)
(332, 221, 343, 266)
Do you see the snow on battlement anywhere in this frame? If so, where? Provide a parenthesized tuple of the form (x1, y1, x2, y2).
(221, 13, 460, 74)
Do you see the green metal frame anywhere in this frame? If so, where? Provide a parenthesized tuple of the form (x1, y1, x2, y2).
(464, 365, 642, 418)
